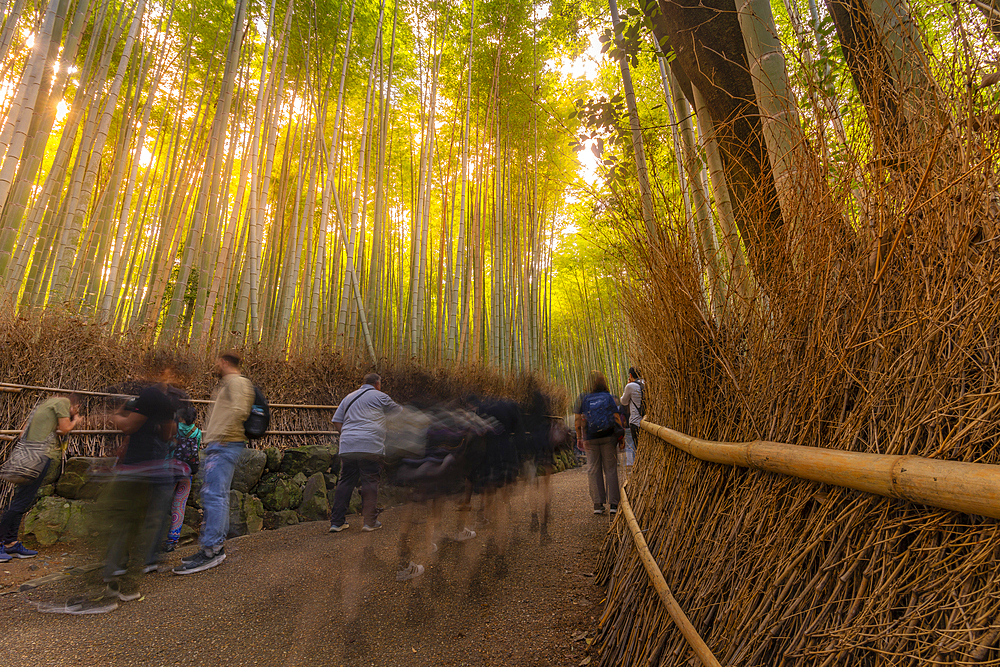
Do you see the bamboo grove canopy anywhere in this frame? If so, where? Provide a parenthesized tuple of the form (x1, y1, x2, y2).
(0, 0, 639, 389)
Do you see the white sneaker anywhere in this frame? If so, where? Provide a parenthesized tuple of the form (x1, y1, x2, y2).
(104, 582, 141, 602)
(396, 561, 425, 582)
(453, 527, 477, 542)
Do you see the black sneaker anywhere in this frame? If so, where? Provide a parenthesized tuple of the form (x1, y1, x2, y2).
(3, 541, 38, 558)
(593, 504, 604, 515)
(181, 549, 208, 563)
(172, 548, 226, 575)
(609, 504, 618, 516)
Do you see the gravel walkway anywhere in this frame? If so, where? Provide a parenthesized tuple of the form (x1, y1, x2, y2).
(1, 467, 610, 666)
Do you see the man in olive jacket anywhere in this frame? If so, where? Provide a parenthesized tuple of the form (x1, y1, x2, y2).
(173, 352, 254, 575)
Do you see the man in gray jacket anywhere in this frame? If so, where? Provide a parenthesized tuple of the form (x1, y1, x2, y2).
(620, 367, 645, 467)
(329, 373, 400, 533)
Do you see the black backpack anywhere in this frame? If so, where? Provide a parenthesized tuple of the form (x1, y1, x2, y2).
(637, 379, 647, 418)
(244, 385, 270, 440)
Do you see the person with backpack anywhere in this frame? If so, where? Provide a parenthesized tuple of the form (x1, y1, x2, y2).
(620, 367, 645, 467)
(329, 373, 400, 538)
(574, 371, 623, 516)
(164, 404, 201, 552)
(173, 352, 253, 575)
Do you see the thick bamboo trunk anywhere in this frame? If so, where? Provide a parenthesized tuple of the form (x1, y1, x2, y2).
(669, 71, 723, 323)
(607, 0, 656, 242)
(736, 0, 823, 258)
(692, 85, 757, 321)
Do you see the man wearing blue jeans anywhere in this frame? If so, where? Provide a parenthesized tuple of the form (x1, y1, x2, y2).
(173, 353, 253, 575)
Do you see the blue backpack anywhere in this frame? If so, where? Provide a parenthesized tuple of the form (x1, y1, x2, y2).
(581, 392, 617, 437)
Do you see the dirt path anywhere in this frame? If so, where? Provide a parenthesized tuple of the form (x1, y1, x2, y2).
(1, 467, 609, 666)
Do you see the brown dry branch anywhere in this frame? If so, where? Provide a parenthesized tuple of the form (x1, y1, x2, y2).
(0, 313, 565, 463)
(594, 42, 1000, 666)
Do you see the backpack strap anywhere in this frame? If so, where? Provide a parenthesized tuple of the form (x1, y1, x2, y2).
(340, 387, 375, 423)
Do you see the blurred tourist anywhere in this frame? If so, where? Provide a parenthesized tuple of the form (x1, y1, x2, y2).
(102, 368, 183, 587)
(523, 386, 555, 542)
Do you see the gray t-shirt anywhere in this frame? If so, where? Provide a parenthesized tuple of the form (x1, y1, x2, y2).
(620, 381, 644, 426)
(332, 385, 400, 456)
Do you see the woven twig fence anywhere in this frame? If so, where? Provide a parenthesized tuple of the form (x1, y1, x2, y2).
(608, 420, 1000, 666)
(596, 418, 1000, 667)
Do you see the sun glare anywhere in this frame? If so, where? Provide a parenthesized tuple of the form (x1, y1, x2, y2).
(552, 30, 605, 189)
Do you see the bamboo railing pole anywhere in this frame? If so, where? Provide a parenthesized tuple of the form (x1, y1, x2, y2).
(0, 383, 338, 409)
(641, 420, 1000, 520)
(619, 487, 723, 667)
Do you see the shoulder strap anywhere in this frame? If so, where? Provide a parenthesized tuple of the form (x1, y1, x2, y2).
(341, 387, 375, 422)
(629, 383, 640, 413)
(19, 405, 39, 440)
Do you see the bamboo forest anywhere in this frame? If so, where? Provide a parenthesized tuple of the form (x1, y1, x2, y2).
(9, 0, 1000, 661)
(0, 0, 631, 393)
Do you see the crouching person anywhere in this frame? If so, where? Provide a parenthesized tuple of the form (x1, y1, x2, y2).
(0, 393, 82, 561)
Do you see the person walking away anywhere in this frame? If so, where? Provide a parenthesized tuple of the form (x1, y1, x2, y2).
(0, 393, 82, 562)
(523, 387, 555, 542)
(620, 368, 645, 468)
(173, 352, 253, 575)
(165, 405, 201, 551)
(574, 371, 622, 516)
(328, 373, 400, 535)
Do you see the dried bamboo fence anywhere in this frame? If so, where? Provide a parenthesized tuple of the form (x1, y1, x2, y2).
(610, 420, 1000, 666)
(598, 420, 1000, 666)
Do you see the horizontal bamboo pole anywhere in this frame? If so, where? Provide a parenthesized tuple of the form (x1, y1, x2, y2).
(619, 487, 723, 667)
(0, 383, 338, 409)
(641, 420, 1000, 520)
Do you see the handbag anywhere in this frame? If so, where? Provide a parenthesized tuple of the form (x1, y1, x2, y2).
(0, 409, 55, 485)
